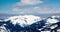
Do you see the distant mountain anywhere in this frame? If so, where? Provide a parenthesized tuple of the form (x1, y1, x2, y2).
(4, 15, 42, 27)
(39, 16, 60, 32)
(0, 15, 60, 32)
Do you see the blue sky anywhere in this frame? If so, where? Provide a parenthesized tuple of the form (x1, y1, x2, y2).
(0, 0, 60, 15)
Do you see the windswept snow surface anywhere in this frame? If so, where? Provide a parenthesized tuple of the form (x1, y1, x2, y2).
(52, 16, 60, 19)
(5, 15, 42, 27)
(46, 16, 60, 24)
(0, 20, 2, 21)
(47, 18, 59, 24)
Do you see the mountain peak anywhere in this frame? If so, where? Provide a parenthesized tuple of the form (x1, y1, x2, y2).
(5, 15, 42, 27)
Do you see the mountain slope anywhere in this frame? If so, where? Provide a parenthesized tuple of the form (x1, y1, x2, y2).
(4, 15, 42, 27)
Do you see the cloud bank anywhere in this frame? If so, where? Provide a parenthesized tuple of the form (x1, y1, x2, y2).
(12, 0, 60, 14)
(16, 0, 43, 6)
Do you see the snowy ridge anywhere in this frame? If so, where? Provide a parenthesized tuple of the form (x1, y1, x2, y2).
(3, 15, 60, 27)
(46, 16, 60, 24)
(46, 18, 59, 24)
(51, 16, 60, 19)
(38, 16, 60, 32)
(4, 15, 42, 27)
(0, 15, 60, 32)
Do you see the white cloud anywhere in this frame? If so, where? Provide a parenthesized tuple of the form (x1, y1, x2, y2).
(12, 0, 60, 14)
(13, 6, 60, 14)
(16, 0, 43, 6)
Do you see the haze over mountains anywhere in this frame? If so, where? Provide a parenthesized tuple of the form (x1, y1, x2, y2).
(0, 13, 60, 19)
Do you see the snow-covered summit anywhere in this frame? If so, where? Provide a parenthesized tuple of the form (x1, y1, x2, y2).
(46, 16, 60, 24)
(51, 16, 60, 19)
(4, 15, 42, 27)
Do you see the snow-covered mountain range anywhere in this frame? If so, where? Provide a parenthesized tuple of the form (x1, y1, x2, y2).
(4, 15, 42, 27)
(0, 15, 60, 32)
